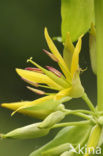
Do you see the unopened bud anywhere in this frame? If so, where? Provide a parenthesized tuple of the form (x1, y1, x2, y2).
(39, 111, 65, 128)
(1, 123, 50, 139)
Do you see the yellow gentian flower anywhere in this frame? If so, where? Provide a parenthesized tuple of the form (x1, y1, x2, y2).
(1, 28, 84, 118)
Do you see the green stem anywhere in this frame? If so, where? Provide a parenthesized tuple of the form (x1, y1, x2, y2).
(82, 93, 95, 112)
(64, 109, 92, 120)
(52, 120, 92, 129)
(64, 109, 95, 115)
(71, 112, 91, 120)
(94, 0, 103, 111)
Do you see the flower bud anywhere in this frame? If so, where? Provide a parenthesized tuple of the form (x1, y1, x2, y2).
(1, 123, 50, 139)
(39, 111, 65, 129)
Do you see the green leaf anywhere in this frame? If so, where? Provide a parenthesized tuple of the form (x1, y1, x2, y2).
(29, 124, 92, 156)
(61, 0, 95, 42)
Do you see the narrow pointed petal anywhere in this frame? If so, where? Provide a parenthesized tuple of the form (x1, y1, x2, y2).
(12, 95, 55, 113)
(44, 28, 71, 80)
(43, 49, 58, 62)
(1, 95, 61, 119)
(16, 68, 62, 90)
(1, 101, 44, 118)
(27, 86, 46, 95)
(71, 36, 82, 78)
(46, 66, 62, 77)
(63, 32, 74, 70)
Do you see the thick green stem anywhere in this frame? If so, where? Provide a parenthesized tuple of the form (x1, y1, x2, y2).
(94, 0, 103, 111)
(82, 93, 95, 112)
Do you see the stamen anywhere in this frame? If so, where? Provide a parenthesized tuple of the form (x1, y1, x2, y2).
(43, 49, 58, 62)
(21, 77, 38, 87)
(46, 66, 62, 77)
(27, 57, 70, 88)
(27, 57, 43, 70)
(25, 67, 43, 73)
(27, 86, 46, 95)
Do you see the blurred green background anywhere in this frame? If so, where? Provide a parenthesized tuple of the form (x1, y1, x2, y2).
(0, 0, 97, 156)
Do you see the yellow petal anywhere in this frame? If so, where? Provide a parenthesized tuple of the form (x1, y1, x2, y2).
(63, 32, 74, 70)
(16, 68, 62, 90)
(55, 88, 72, 100)
(44, 28, 71, 80)
(1, 95, 58, 119)
(1, 101, 46, 119)
(71, 36, 82, 78)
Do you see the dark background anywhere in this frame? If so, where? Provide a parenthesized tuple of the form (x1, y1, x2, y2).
(0, 0, 97, 156)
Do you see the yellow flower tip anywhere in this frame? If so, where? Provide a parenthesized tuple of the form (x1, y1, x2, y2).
(1, 103, 7, 108)
(1, 102, 23, 110)
(44, 27, 48, 35)
(15, 68, 19, 72)
(16, 68, 24, 78)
